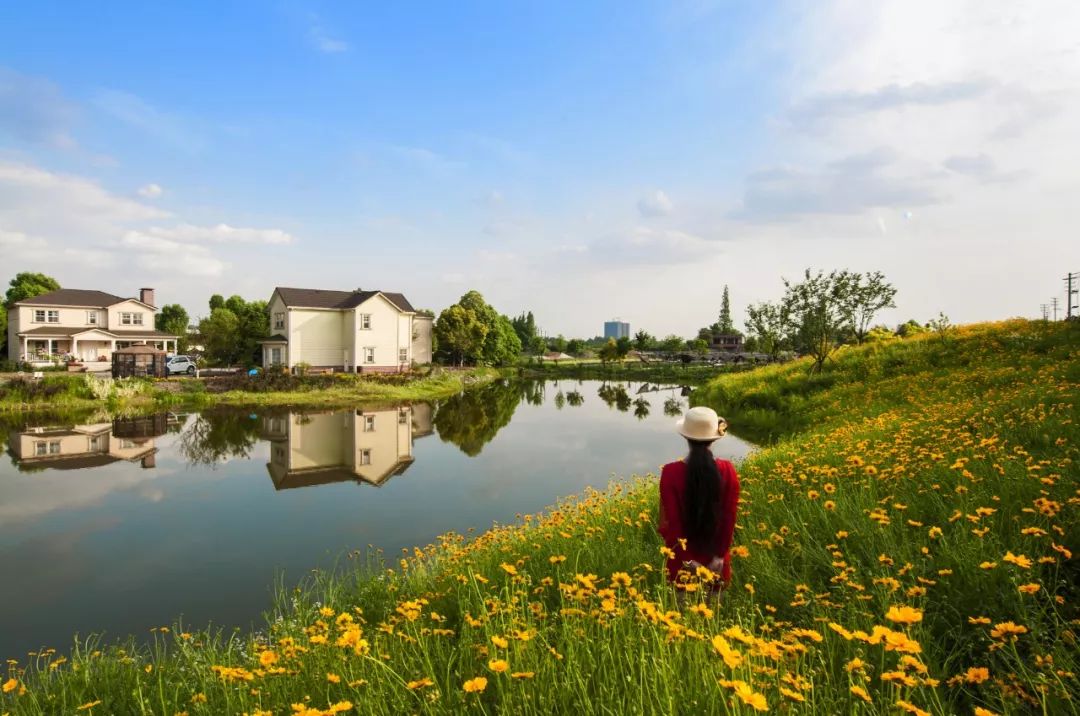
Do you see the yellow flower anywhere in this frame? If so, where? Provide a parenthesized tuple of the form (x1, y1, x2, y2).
(711, 635, 743, 669)
(491, 635, 509, 649)
(259, 650, 278, 667)
(2, 678, 18, 693)
(979, 562, 997, 569)
(511, 672, 535, 679)
(895, 699, 930, 716)
(499, 563, 518, 576)
(974, 708, 999, 716)
(968, 616, 991, 625)
(1002, 552, 1032, 569)
(732, 681, 768, 711)
(549, 555, 566, 564)
(780, 686, 805, 702)
(77, 702, 103, 712)
(610, 572, 632, 587)
(660, 546, 675, 559)
(850, 685, 872, 703)
(1017, 583, 1040, 595)
(319, 607, 335, 617)
(463, 676, 488, 693)
(488, 659, 509, 673)
(326, 672, 341, 683)
(989, 621, 1027, 640)
(845, 657, 867, 672)
(406, 677, 434, 690)
(885, 605, 923, 625)
(964, 667, 990, 684)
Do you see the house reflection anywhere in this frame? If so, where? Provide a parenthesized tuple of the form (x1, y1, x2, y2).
(7, 413, 170, 471)
(261, 404, 433, 490)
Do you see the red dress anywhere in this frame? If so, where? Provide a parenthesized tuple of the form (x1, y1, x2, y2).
(658, 458, 740, 585)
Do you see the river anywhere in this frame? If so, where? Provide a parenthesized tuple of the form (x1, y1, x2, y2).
(0, 379, 754, 659)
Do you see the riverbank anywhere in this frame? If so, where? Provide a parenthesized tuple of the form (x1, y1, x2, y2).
(0, 367, 501, 414)
(3, 319, 1077, 715)
(518, 359, 751, 384)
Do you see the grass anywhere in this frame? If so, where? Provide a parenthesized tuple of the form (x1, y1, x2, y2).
(519, 359, 754, 385)
(3, 319, 1078, 715)
(0, 368, 500, 413)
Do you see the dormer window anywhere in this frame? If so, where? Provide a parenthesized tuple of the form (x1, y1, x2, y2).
(359, 313, 372, 330)
(120, 312, 144, 326)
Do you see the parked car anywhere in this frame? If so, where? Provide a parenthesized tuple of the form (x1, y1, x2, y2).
(166, 355, 198, 375)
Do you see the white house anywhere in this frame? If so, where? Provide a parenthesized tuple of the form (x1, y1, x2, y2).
(7, 288, 178, 364)
(260, 287, 433, 372)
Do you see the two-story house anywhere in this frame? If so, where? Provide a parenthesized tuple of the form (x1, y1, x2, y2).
(7, 288, 179, 363)
(260, 287, 433, 373)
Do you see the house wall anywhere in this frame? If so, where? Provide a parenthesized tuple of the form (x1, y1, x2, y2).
(352, 294, 410, 371)
(5, 308, 16, 360)
(268, 295, 288, 335)
(411, 316, 433, 365)
(105, 300, 153, 331)
(353, 407, 412, 484)
(288, 309, 345, 368)
(13, 305, 108, 331)
(12, 427, 110, 460)
(284, 412, 349, 470)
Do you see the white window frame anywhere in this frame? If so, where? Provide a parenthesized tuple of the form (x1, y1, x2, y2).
(87, 311, 98, 325)
(398, 347, 408, 363)
(47, 310, 60, 323)
(363, 347, 375, 364)
(270, 347, 282, 365)
(359, 313, 372, 330)
(48, 440, 61, 455)
(34, 441, 48, 456)
(364, 414, 376, 432)
(359, 448, 372, 465)
(121, 312, 144, 326)
(33, 309, 46, 323)
(273, 312, 285, 330)
(398, 410, 409, 425)
(88, 435, 103, 451)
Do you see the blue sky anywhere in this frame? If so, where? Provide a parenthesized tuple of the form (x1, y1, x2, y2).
(2, 1, 1078, 335)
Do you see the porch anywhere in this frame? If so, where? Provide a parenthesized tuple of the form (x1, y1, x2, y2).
(17, 332, 180, 364)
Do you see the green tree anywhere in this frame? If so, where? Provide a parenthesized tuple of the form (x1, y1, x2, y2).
(566, 338, 585, 356)
(745, 301, 788, 357)
(718, 285, 735, 333)
(216, 295, 270, 365)
(633, 330, 655, 351)
(782, 269, 852, 373)
(660, 334, 685, 354)
(434, 304, 488, 366)
(690, 338, 709, 356)
(434, 380, 523, 455)
(456, 290, 523, 365)
(598, 338, 620, 365)
(510, 311, 537, 348)
(838, 271, 897, 344)
(199, 308, 241, 365)
(208, 294, 225, 311)
(528, 335, 547, 356)
(615, 336, 632, 358)
(5, 272, 60, 307)
(896, 319, 926, 338)
(548, 335, 568, 353)
(156, 304, 190, 353)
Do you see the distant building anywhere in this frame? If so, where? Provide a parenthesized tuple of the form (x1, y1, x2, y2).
(604, 320, 630, 340)
(709, 333, 744, 352)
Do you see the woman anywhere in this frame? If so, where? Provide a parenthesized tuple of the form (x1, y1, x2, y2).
(658, 406, 740, 594)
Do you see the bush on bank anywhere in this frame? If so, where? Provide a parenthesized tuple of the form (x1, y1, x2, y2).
(2, 320, 1077, 715)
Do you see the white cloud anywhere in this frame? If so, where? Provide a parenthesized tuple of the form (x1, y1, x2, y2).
(137, 183, 164, 198)
(142, 223, 295, 245)
(637, 190, 674, 217)
(308, 19, 349, 53)
(93, 89, 203, 151)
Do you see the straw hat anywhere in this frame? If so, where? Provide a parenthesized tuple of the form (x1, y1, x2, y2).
(676, 406, 728, 442)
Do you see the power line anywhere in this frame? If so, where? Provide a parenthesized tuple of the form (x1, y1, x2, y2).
(1040, 303, 1049, 321)
(1065, 271, 1079, 321)
(1050, 297, 1059, 321)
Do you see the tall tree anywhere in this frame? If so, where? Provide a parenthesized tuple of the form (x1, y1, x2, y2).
(633, 330, 655, 351)
(198, 308, 241, 365)
(660, 334, 685, 354)
(5, 272, 60, 307)
(718, 285, 734, 333)
(838, 271, 897, 344)
(156, 304, 190, 353)
(434, 304, 488, 366)
(208, 294, 225, 311)
(745, 301, 788, 358)
(782, 269, 851, 373)
(565, 338, 585, 356)
(510, 311, 538, 348)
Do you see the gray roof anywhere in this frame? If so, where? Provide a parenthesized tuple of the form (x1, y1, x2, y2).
(13, 289, 132, 308)
(274, 287, 415, 313)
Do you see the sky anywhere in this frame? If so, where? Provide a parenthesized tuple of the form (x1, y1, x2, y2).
(1, 1, 1078, 337)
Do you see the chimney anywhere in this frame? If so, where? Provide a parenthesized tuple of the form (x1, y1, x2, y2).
(140, 288, 155, 306)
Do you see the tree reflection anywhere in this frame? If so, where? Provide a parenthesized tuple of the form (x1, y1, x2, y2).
(179, 410, 263, 466)
(663, 397, 684, 417)
(633, 398, 651, 420)
(597, 383, 632, 412)
(565, 390, 584, 407)
(434, 379, 524, 456)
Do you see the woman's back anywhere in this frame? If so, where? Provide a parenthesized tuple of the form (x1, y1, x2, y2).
(658, 456, 741, 583)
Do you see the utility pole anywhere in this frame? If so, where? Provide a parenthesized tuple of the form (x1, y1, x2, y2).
(1050, 297, 1059, 321)
(1066, 271, 1079, 320)
(1040, 303, 1049, 321)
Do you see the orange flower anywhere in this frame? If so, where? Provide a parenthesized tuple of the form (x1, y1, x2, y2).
(463, 676, 488, 693)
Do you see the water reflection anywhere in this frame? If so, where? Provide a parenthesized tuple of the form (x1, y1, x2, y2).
(433, 379, 526, 456)
(7, 413, 174, 472)
(261, 404, 433, 489)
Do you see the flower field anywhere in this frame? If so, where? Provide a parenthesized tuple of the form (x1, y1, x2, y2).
(3, 319, 1078, 715)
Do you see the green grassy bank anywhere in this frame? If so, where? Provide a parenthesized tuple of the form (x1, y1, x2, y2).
(3, 320, 1077, 715)
(518, 359, 755, 384)
(0, 367, 499, 414)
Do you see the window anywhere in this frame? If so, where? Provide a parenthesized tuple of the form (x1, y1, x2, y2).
(47, 310, 59, 323)
(88, 436, 103, 451)
(48, 441, 61, 455)
(363, 347, 375, 364)
(399, 347, 408, 363)
(120, 439, 136, 449)
(87, 311, 98, 325)
(359, 449, 372, 465)
(120, 312, 144, 326)
(33, 310, 45, 323)
(398, 410, 409, 425)
(34, 441, 48, 456)
(273, 312, 285, 330)
(270, 347, 282, 365)
(364, 414, 376, 432)
(359, 313, 372, 330)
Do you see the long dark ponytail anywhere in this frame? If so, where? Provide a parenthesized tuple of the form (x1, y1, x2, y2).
(684, 439, 723, 546)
